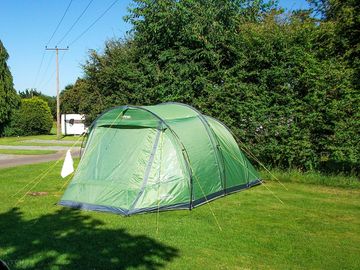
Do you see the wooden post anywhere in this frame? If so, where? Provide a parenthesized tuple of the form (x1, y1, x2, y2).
(45, 46, 68, 140)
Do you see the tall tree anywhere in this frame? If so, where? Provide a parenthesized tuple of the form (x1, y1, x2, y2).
(19, 88, 56, 119)
(63, 0, 358, 174)
(0, 40, 19, 135)
(308, 0, 360, 82)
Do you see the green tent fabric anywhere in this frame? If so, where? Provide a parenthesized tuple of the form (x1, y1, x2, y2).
(59, 103, 260, 215)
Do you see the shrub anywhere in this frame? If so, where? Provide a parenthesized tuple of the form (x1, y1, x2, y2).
(5, 97, 53, 136)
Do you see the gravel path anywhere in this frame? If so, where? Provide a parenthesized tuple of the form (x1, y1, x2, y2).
(0, 145, 81, 151)
(0, 149, 80, 169)
(23, 139, 80, 145)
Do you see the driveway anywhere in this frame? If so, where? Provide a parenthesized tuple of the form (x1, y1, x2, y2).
(0, 146, 81, 169)
(24, 139, 81, 145)
(0, 145, 79, 151)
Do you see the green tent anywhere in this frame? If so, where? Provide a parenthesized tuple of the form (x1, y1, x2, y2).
(60, 103, 260, 215)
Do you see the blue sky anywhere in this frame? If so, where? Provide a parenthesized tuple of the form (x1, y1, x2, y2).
(1, 0, 310, 96)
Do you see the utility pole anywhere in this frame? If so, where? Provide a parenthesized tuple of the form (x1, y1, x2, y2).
(45, 46, 68, 140)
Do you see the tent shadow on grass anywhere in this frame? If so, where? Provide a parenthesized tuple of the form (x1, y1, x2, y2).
(0, 208, 178, 269)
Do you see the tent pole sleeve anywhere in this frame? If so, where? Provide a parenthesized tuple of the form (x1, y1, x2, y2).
(160, 121, 193, 210)
(216, 144, 227, 193)
(206, 115, 253, 185)
(196, 115, 227, 192)
(181, 148, 193, 210)
(79, 131, 88, 158)
(167, 128, 194, 210)
(205, 122, 228, 193)
(159, 102, 226, 193)
(128, 128, 162, 213)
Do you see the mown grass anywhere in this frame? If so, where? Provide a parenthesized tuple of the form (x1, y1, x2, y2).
(261, 169, 360, 189)
(0, 135, 82, 146)
(0, 149, 57, 155)
(0, 161, 359, 269)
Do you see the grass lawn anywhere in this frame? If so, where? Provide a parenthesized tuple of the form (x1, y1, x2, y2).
(0, 149, 57, 155)
(0, 135, 82, 147)
(0, 161, 359, 270)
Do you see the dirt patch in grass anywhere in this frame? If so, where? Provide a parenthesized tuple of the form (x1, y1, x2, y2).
(27, 192, 49, 196)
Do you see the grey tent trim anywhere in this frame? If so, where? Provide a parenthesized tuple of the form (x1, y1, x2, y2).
(192, 179, 261, 207)
(59, 200, 129, 215)
(59, 179, 261, 215)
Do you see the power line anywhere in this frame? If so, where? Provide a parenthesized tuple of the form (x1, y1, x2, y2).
(57, 0, 95, 46)
(32, 50, 46, 89)
(36, 52, 55, 90)
(34, 0, 118, 94)
(32, 0, 72, 91)
(40, 51, 68, 90)
(69, 0, 119, 46)
(46, 0, 74, 46)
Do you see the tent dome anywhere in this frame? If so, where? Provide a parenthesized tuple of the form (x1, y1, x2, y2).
(60, 102, 260, 215)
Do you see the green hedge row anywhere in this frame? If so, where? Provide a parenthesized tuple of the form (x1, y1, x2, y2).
(61, 0, 359, 175)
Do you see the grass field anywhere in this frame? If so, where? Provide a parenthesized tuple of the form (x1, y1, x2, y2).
(0, 161, 359, 270)
(0, 135, 82, 147)
(0, 149, 56, 155)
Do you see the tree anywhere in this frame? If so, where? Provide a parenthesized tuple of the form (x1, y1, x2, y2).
(60, 79, 91, 116)
(124, 0, 278, 103)
(5, 97, 53, 136)
(63, 0, 359, 174)
(308, 0, 360, 85)
(0, 40, 19, 135)
(79, 40, 145, 124)
(306, 0, 360, 173)
(19, 88, 56, 119)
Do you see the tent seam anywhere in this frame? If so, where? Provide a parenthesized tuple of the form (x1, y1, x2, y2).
(128, 127, 162, 214)
(206, 115, 253, 184)
(160, 102, 226, 194)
